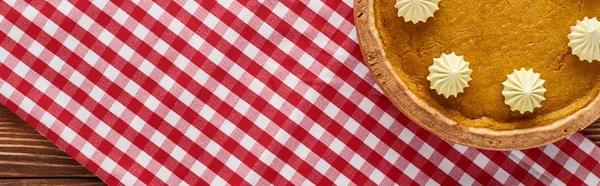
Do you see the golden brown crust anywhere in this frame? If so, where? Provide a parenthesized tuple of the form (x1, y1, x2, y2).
(354, 0, 600, 150)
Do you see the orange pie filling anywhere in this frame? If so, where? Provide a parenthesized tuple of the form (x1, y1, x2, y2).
(375, 0, 600, 131)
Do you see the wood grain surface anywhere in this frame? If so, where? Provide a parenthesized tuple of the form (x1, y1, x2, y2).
(0, 105, 105, 185)
(582, 122, 600, 146)
(0, 105, 599, 185)
(0, 179, 105, 186)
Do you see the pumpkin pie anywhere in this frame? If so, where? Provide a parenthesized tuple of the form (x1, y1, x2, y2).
(354, 0, 600, 150)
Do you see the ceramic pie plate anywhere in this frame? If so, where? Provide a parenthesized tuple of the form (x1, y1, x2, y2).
(354, 0, 600, 150)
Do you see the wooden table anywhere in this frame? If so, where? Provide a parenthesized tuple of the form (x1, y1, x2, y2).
(0, 105, 105, 186)
(0, 105, 599, 185)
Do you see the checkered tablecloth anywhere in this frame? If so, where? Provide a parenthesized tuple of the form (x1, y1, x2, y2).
(1, 0, 599, 185)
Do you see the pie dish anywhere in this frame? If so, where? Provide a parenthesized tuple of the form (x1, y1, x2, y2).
(354, 0, 600, 150)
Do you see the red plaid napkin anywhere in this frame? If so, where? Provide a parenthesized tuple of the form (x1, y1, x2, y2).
(1, 0, 599, 185)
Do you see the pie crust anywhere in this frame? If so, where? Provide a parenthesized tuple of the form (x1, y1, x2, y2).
(354, 0, 600, 150)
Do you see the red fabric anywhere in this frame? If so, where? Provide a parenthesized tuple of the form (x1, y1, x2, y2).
(0, 0, 598, 185)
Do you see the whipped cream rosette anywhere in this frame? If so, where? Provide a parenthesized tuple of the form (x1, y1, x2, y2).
(394, 0, 440, 23)
(427, 52, 473, 98)
(502, 68, 547, 114)
(568, 17, 600, 62)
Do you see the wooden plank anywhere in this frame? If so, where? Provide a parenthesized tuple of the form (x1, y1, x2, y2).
(0, 178, 105, 186)
(582, 122, 600, 146)
(0, 105, 97, 178)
